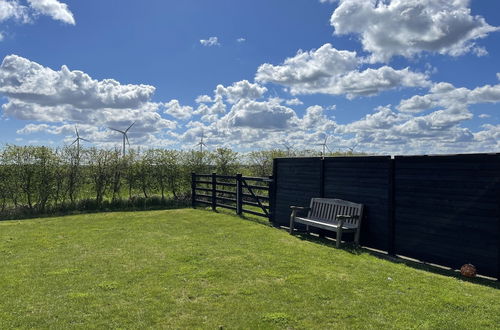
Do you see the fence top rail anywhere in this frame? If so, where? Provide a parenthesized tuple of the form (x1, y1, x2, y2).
(242, 176, 273, 182)
(274, 152, 500, 161)
(193, 174, 273, 182)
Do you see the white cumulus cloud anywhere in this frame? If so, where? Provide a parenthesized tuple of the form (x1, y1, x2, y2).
(256, 44, 430, 98)
(285, 98, 303, 106)
(338, 105, 477, 154)
(330, 0, 499, 62)
(256, 43, 358, 87)
(0, 55, 175, 145)
(0, 0, 30, 23)
(215, 80, 267, 104)
(200, 36, 220, 47)
(27, 0, 75, 25)
(0, 0, 74, 25)
(220, 98, 297, 130)
(163, 99, 193, 120)
(398, 81, 500, 113)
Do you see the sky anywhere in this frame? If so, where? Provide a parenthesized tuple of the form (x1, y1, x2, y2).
(0, 0, 499, 155)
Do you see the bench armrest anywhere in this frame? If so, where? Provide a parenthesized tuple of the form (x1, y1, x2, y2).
(290, 206, 311, 211)
(336, 214, 360, 228)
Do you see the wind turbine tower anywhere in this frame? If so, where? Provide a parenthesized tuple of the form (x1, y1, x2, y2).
(109, 121, 135, 157)
(70, 126, 90, 158)
(196, 131, 207, 153)
(317, 136, 331, 157)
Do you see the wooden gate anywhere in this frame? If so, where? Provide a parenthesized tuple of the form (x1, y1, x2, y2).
(191, 173, 273, 219)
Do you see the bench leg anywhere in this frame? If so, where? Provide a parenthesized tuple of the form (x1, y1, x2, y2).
(336, 228, 343, 248)
(289, 213, 295, 234)
(354, 228, 360, 246)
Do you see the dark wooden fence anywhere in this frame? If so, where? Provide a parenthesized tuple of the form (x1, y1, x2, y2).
(191, 173, 273, 219)
(272, 154, 500, 279)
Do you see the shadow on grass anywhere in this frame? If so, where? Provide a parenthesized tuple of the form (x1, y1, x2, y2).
(289, 229, 499, 289)
(0, 197, 190, 222)
(369, 250, 500, 289)
(195, 206, 273, 227)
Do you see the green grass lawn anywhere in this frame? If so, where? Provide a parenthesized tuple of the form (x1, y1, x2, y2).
(1, 209, 499, 329)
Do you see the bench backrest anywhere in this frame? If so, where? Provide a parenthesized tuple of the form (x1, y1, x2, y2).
(308, 198, 363, 227)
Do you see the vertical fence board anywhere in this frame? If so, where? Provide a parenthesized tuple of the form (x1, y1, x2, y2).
(273, 158, 322, 227)
(270, 159, 278, 224)
(323, 156, 391, 250)
(387, 158, 396, 256)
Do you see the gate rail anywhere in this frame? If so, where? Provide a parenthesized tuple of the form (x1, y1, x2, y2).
(191, 173, 273, 220)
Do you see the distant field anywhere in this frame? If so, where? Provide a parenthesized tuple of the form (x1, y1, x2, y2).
(0, 209, 499, 328)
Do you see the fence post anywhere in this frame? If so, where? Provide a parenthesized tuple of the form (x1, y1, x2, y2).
(211, 172, 217, 211)
(191, 172, 196, 208)
(269, 159, 278, 226)
(319, 158, 325, 198)
(236, 173, 243, 215)
(267, 175, 274, 223)
(387, 157, 396, 256)
(497, 181, 500, 281)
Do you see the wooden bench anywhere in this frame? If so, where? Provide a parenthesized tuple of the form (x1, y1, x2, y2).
(290, 198, 364, 247)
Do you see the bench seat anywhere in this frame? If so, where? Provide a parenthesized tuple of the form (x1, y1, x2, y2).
(294, 217, 359, 231)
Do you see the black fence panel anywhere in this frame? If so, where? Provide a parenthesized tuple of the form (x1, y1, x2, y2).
(272, 154, 500, 279)
(394, 154, 500, 278)
(273, 158, 322, 227)
(323, 157, 391, 250)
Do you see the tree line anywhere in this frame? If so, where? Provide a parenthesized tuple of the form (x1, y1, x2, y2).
(0, 145, 305, 219)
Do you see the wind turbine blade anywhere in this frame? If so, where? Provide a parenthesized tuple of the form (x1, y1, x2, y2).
(126, 121, 136, 133)
(125, 134, 130, 146)
(75, 126, 79, 138)
(109, 127, 125, 134)
(80, 138, 91, 143)
(326, 145, 332, 152)
(70, 139, 78, 146)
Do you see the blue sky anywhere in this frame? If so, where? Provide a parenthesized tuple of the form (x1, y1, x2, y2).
(0, 0, 499, 154)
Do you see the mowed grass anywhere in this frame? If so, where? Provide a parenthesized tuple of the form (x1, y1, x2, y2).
(0, 210, 499, 329)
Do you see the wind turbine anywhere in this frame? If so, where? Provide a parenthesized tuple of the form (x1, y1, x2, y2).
(70, 126, 90, 158)
(282, 141, 293, 156)
(317, 136, 332, 157)
(109, 121, 135, 157)
(347, 143, 359, 154)
(195, 131, 207, 153)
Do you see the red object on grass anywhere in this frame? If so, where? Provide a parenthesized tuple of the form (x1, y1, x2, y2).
(460, 264, 477, 278)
